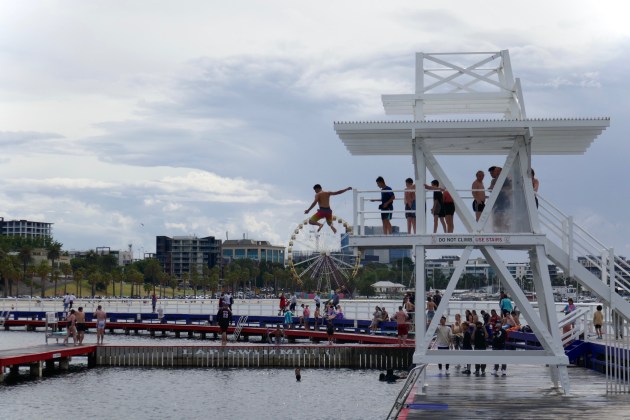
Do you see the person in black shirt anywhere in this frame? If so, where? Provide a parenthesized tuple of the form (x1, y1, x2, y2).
(217, 304, 232, 346)
(472, 321, 487, 375)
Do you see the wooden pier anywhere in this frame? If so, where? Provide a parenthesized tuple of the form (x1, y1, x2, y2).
(399, 364, 630, 419)
(0, 344, 97, 381)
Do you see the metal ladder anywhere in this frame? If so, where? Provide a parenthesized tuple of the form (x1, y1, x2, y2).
(231, 315, 248, 342)
(0, 310, 9, 327)
(386, 364, 427, 420)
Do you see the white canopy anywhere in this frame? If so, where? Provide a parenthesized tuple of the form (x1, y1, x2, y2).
(334, 117, 610, 156)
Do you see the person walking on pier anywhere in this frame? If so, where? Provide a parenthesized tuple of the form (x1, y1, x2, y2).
(94, 305, 107, 345)
(151, 293, 157, 313)
(217, 304, 232, 346)
(75, 307, 87, 345)
(304, 184, 352, 233)
(63, 309, 77, 346)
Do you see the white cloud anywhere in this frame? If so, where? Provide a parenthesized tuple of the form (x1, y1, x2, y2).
(0, 1, 629, 257)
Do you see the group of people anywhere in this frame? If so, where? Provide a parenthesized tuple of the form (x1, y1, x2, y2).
(431, 293, 520, 376)
(303, 168, 540, 237)
(63, 305, 107, 346)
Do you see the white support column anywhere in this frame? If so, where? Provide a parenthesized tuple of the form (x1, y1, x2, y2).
(413, 243, 427, 393)
(414, 138, 427, 234)
(423, 247, 473, 344)
(482, 246, 565, 357)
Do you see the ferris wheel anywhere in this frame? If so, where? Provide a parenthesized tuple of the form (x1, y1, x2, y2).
(287, 216, 361, 293)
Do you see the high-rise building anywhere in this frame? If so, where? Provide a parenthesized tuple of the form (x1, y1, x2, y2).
(156, 235, 221, 278)
(0, 218, 53, 239)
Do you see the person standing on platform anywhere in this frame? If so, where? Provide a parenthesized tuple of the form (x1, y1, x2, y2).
(151, 293, 157, 313)
(302, 304, 311, 330)
(68, 293, 75, 309)
(75, 306, 86, 345)
(473, 321, 488, 375)
(404, 177, 417, 234)
(426, 297, 436, 329)
(314, 304, 321, 330)
(314, 291, 321, 310)
(63, 309, 77, 346)
(326, 313, 335, 345)
(472, 170, 486, 222)
(332, 290, 340, 307)
(94, 305, 107, 345)
(442, 189, 455, 233)
(435, 316, 453, 374)
(304, 184, 352, 234)
(531, 168, 540, 208)
(492, 321, 507, 376)
(461, 321, 473, 375)
(62, 293, 70, 313)
(488, 166, 512, 232)
(372, 176, 395, 235)
(499, 292, 513, 316)
(289, 293, 298, 312)
(279, 293, 287, 315)
(394, 306, 410, 346)
(424, 180, 446, 233)
(217, 304, 232, 346)
(593, 305, 604, 339)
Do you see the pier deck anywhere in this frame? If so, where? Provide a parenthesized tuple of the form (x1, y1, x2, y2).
(400, 364, 630, 419)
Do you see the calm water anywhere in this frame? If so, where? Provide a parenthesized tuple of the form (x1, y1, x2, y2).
(0, 330, 404, 420)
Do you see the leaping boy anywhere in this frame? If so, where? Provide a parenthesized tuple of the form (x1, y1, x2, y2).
(304, 184, 352, 233)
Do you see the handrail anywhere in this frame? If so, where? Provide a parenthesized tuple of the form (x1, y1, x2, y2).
(538, 194, 630, 294)
(232, 315, 248, 342)
(386, 364, 427, 420)
(558, 306, 590, 346)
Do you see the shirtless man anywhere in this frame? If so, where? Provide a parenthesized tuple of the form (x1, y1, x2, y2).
(471, 170, 486, 221)
(94, 305, 107, 345)
(488, 166, 511, 231)
(75, 306, 86, 345)
(304, 184, 352, 233)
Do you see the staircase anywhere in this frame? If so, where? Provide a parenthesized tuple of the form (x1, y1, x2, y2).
(539, 195, 630, 322)
(386, 364, 427, 420)
(0, 310, 9, 327)
(231, 315, 248, 342)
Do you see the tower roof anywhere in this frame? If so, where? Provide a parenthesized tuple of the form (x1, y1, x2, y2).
(334, 117, 610, 156)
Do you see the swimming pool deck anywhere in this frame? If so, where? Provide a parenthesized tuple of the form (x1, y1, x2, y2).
(399, 364, 630, 419)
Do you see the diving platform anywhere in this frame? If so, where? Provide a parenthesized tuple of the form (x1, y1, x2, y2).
(332, 50, 629, 394)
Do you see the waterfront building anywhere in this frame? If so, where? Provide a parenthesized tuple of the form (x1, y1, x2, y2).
(156, 235, 221, 279)
(0, 217, 52, 239)
(222, 238, 284, 264)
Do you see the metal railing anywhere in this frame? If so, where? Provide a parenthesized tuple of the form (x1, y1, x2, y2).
(386, 364, 427, 420)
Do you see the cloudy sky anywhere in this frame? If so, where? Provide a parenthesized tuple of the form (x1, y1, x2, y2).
(1, 1, 629, 259)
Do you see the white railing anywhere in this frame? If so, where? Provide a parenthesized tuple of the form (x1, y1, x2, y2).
(558, 306, 591, 345)
(538, 194, 630, 296)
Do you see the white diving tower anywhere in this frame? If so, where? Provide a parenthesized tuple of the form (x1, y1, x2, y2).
(334, 51, 629, 394)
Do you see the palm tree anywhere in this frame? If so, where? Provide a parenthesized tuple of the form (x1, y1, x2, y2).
(181, 272, 190, 298)
(74, 268, 85, 297)
(52, 269, 61, 297)
(169, 274, 178, 298)
(144, 259, 162, 295)
(111, 267, 122, 297)
(18, 247, 32, 293)
(88, 271, 102, 297)
(46, 241, 62, 283)
(0, 249, 9, 297)
(36, 260, 50, 297)
(60, 262, 72, 294)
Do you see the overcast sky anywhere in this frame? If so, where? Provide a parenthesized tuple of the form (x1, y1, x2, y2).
(1, 1, 629, 259)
